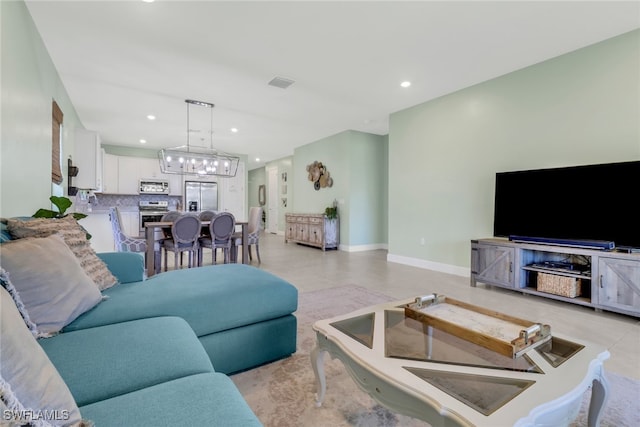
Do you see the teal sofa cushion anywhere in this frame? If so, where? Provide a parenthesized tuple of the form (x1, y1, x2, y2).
(79, 373, 262, 427)
(65, 264, 298, 337)
(39, 317, 214, 406)
(96, 252, 145, 284)
(200, 314, 297, 374)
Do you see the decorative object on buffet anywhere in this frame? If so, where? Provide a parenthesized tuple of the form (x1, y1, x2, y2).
(306, 160, 333, 190)
(158, 99, 240, 177)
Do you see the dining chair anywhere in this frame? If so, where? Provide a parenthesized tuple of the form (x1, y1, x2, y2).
(162, 214, 201, 271)
(109, 207, 161, 273)
(160, 211, 182, 238)
(199, 212, 235, 265)
(232, 207, 262, 263)
(198, 210, 217, 238)
(157, 211, 182, 268)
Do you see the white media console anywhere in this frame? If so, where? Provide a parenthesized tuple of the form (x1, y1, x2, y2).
(471, 238, 640, 318)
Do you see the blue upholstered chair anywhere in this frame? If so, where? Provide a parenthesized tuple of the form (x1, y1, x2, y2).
(232, 207, 262, 263)
(109, 207, 160, 273)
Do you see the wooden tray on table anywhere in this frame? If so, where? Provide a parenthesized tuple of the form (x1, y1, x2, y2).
(404, 294, 551, 358)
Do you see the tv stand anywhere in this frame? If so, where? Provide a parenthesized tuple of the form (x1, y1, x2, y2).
(471, 238, 640, 318)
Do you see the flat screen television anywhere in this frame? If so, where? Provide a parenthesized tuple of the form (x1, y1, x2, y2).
(493, 160, 640, 250)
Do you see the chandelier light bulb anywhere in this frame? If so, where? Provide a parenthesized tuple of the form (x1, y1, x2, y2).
(179, 157, 184, 163)
(166, 156, 172, 162)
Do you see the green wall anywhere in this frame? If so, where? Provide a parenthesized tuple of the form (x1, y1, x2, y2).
(248, 167, 266, 210)
(388, 29, 640, 275)
(293, 130, 388, 249)
(1, 1, 84, 217)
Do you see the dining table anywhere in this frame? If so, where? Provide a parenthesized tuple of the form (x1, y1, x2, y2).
(144, 220, 249, 277)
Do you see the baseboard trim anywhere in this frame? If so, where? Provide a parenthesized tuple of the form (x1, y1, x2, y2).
(340, 243, 388, 252)
(387, 253, 470, 278)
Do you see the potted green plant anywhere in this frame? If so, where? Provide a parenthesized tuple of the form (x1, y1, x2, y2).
(324, 206, 337, 219)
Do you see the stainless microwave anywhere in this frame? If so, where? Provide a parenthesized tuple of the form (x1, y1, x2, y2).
(139, 179, 169, 195)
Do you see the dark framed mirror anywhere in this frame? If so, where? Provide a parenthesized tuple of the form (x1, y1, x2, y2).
(258, 184, 266, 206)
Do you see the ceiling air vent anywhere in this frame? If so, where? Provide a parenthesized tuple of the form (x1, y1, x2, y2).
(268, 76, 295, 89)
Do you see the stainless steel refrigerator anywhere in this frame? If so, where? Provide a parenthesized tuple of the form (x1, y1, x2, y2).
(185, 181, 218, 212)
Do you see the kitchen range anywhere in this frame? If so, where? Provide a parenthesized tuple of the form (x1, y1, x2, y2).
(139, 200, 169, 233)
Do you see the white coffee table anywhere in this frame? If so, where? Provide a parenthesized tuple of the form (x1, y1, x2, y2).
(311, 298, 610, 427)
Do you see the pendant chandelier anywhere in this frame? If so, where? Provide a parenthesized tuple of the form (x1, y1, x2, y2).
(158, 99, 240, 177)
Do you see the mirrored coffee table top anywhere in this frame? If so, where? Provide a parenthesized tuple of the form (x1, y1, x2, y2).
(329, 308, 585, 416)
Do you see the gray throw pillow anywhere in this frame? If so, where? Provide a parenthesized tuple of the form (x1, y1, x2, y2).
(0, 286, 85, 426)
(0, 234, 102, 337)
(7, 216, 118, 290)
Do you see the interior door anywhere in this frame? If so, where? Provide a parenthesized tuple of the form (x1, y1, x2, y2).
(267, 166, 278, 234)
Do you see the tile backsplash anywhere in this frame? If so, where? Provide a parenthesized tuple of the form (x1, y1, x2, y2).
(74, 193, 182, 213)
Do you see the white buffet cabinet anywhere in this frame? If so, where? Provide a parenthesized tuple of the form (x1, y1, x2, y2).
(285, 213, 339, 251)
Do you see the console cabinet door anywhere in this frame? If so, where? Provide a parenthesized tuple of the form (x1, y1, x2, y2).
(597, 257, 640, 315)
(471, 243, 515, 288)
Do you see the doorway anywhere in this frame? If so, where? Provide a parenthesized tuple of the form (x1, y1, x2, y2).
(267, 166, 279, 234)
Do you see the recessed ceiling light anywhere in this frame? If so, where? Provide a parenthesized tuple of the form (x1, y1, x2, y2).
(147, 115, 156, 120)
(139, 139, 147, 144)
(400, 81, 411, 88)
(142, 0, 155, 3)
(255, 157, 260, 162)
(231, 128, 238, 133)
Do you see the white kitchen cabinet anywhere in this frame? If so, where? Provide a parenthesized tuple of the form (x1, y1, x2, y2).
(113, 156, 163, 194)
(119, 211, 141, 238)
(137, 157, 161, 180)
(116, 157, 140, 195)
(164, 173, 183, 196)
(218, 161, 246, 221)
(74, 129, 103, 191)
(111, 155, 181, 195)
(79, 213, 114, 252)
(117, 157, 157, 194)
(102, 153, 119, 193)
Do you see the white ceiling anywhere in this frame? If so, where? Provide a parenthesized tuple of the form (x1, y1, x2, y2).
(25, 1, 640, 170)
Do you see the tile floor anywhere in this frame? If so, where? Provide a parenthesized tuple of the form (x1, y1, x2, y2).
(182, 231, 640, 381)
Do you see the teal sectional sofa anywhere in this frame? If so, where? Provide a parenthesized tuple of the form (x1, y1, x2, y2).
(73, 252, 299, 375)
(41, 316, 263, 426)
(1, 218, 298, 426)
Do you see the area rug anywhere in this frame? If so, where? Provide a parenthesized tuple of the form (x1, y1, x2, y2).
(231, 285, 640, 427)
